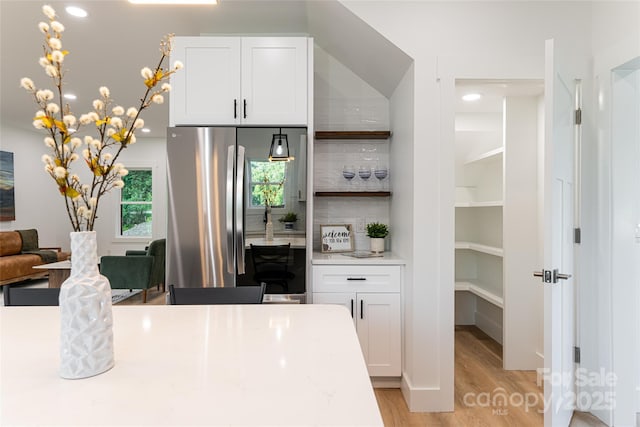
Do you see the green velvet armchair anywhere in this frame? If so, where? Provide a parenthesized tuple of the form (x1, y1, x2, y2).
(100, 238, 166, 304)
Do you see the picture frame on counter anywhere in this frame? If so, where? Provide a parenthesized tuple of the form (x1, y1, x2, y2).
(320, 224, 354, 253)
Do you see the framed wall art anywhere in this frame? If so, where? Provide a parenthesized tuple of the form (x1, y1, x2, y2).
(0, 151, 15, 221)
(320, 224, 354, 253)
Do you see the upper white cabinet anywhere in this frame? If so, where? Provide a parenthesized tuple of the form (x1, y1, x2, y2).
(170, 37, 308, 126)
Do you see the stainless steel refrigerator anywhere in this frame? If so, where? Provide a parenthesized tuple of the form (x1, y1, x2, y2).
(166, 126, 306, 293)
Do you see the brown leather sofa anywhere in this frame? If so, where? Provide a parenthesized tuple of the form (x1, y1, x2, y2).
(0, 229, 70, 286)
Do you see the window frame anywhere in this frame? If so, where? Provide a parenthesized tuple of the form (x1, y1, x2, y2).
(116, 167, 153, 240)
(246, 158, 287, 213)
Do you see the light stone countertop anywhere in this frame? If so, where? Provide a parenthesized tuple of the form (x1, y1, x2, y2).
(312, 251, 406, 265)
(0, 304, 383, 426)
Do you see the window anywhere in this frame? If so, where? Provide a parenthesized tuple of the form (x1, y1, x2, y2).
(249, 160, 286, 208)
(120, 169, 152, 237)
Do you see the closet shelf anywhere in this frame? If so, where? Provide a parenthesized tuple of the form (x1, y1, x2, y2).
(455, 281, 504, 308)
(315, 131, 391, 140)
(455, 201, 503, 208)
(314, 191, 391, 197)
(455, 241, 503, 257)
(464, 147, 504, 165)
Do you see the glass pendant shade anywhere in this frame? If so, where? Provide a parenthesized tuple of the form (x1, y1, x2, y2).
(269, 129, 294, 162)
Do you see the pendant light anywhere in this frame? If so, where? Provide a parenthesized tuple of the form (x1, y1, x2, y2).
(268, 128, 294, 162)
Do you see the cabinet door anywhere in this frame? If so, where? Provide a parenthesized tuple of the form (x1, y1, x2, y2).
(241, 37, 307, 125)
(357, 293, 401, 377)
(170, 37, 241, 125)
(312, 292, 356, 324)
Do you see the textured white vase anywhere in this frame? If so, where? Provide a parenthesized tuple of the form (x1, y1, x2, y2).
(59, 231, 114, 379)
(370, 237, 385, 254)
(265, 207, 274, 241)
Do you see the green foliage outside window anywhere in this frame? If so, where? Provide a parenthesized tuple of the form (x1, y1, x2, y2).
(121, 169, 152, 236)
(250, 161, 286, 207)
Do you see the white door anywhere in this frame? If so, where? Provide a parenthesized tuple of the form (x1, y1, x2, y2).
(356, 293, 401, 377)
(170, 37, 241, 126)
(241, 37, 308, 125)
(542, 39, 577, 427)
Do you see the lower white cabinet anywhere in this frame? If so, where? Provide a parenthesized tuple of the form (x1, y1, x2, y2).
(312, 265, 402, 377)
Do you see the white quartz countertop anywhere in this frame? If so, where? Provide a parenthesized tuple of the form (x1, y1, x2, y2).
(0, 304, 382, 426)
(312, 251, 406, 265)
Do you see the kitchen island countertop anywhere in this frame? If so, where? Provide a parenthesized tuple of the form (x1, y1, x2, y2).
(0, 304, 382, 426)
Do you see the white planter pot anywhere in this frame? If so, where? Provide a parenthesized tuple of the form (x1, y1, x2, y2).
(59, 231, 114, 379)
(370, 237, 385, 254)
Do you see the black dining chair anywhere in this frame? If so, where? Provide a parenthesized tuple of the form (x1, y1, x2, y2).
(250, 244, 295, 293)
(168, 283, 266, 305)
(3, 286, 60, 306)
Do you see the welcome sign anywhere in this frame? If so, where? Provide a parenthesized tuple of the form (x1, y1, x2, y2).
(320, 224, 354, 253)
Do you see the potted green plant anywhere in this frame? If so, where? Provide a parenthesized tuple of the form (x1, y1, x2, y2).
(366, 222, 389, 253)
(279, 212, 298, 230)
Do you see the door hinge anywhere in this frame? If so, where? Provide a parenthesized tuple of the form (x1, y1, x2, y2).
(574, 346, 581, 364)
(574, 227, 581, 244)
(575, 108, 582, 125)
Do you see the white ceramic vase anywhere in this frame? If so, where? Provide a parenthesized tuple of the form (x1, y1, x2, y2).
(370, 237, 385, 254)
(59, 231, 114, 379)
(265, 207, 274, 241)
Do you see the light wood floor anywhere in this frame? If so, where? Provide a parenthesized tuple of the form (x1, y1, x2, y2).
(116, 291, 609, 426)
(375, 326, 607, 427)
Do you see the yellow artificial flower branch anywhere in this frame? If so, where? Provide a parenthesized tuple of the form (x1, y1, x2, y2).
(21, 5, 182, 231)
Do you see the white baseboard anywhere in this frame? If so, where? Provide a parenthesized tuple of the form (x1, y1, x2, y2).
(475, 311, 503, 344)
(400, 374, 454, 412)
(371, 377, 401, 388)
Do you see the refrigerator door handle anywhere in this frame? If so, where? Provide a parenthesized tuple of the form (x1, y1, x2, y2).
(235, 145, 246, 274)
(226, 145, 235, 274)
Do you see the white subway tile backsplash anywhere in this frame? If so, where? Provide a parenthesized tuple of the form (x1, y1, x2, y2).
(313, 46, 391, 253)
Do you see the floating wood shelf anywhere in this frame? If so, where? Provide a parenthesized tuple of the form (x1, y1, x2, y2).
(314, 131, 391, 140)
(314, 191, 391, 197)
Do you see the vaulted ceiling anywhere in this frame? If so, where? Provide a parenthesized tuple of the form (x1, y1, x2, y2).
(0, 0, 412, 138)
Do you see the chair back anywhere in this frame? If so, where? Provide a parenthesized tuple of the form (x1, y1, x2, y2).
(250, 244, 293, 292)
(4, 287, 60, 306)
(250, 243, 291, 274)
(146, 238, 166, 289)
(100, 256, 153, 290)
(168, 283, 266, 305)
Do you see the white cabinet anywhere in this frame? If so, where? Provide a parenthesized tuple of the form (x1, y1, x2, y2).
(170, 37, 308, 126)
(312, 264, 401, 377)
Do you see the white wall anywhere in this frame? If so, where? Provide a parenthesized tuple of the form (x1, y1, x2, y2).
(313, 45, 392, 252)
(0, 123, 168, 257)
(590, 2, 640, 424)
(342, 0, 593, 411)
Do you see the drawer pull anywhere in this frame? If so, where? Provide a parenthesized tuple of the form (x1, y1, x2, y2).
(360, 299, 364, 319)
(350, 299, 354, 318)
(347, 277, 367, 281)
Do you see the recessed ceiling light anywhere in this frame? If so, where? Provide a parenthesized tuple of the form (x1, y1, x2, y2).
(462, 93, 482, 102)
(128, 0, 217, 4)
(141, 128, 151, 133)
(64, 93, 77, 100)
(65, 6, 88, 18)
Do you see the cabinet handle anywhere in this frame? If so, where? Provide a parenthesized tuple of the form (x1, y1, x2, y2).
(360, 299, 364, 319)
(233, 99, 237, 119)
(350, 299, 354, 318)
(243, 99, 247, 119)
(347, 277, 366, 281)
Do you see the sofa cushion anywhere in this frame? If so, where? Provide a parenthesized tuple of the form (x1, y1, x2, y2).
(17, 229, 39, 251)
(0, 231, 22, 256)
(0, 253, 45, 281)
